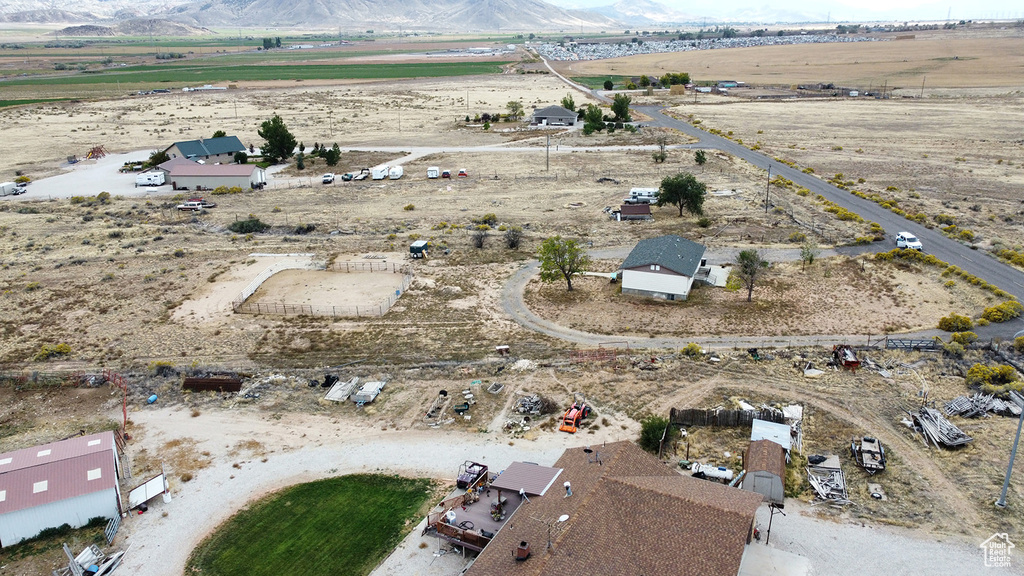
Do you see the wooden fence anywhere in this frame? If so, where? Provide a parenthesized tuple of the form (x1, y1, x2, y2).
(670, 407, 785, 427)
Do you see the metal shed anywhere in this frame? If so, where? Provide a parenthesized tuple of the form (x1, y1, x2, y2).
(0, 431, 122, 547)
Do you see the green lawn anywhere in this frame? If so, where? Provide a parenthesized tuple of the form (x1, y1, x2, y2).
(1, 61, 511, 87)
(186, 474, 435, 576)
(569, 75, 633, 89)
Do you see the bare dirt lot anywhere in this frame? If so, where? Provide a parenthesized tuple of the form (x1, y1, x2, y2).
(2, 27, 1024, 576)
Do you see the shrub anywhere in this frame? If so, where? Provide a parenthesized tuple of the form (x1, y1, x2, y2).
(35, 343, 71, 361)
(942, 341, 965, 358)
(1015, 336, 1024, 354)
(951, 331, 977, 346)
(504, 226, 523, 250)
(788, 232, 806, 243)
(228, 216, 269, 234)
(471, 229, 487, 249)
(680, 343, 703, 357)
(173, 249, 185, 258)
(403, 204, 415, 211)
(982, 301, 1024, 323)
(293, 224, 315, 235)
(638, 415, 670, 453)
(966, 364, 1019, 390)
(696, 217, 712, 228)
(938, 313, 973, 332)
(475, 213, 498, 226)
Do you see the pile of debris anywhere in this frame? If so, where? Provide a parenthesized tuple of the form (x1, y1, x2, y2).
(907, 407, 973, 448)
(944, 393, 1022, 418)
(806, 454, 850, 505)
(54, 542, 127, 576)
(515, 394, 543, 415)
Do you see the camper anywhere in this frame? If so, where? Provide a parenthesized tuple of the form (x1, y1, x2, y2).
(371, 165, 390, 180)
(623, 187, 659, 204)
(427, 166, 440, 179)
(410, 240, 429, 258)
(135, 172, 166, 187)
(388, 165, 404, 180)
(0, 182, 17, 196)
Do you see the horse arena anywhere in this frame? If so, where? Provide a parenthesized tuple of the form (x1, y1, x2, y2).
(236, 260, 412, 318)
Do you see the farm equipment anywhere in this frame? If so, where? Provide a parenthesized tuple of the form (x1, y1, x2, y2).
(851, 436, 886, 474)
(558, 393, 591, 434)
(832, 345, 860, 371)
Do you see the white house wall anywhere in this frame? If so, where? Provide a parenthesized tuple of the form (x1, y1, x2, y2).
(0, 489, 118, 547)
(621, 269, 694, 299)
(170, 175, 253, 190)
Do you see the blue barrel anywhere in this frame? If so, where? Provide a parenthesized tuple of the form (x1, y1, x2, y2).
(147, 394, 158, 404)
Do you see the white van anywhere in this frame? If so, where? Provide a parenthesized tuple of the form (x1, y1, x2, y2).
(426, 166, 440, 179)
(388, 166, 404, 180)
(371, 165, 390, 180)
(0, 182, 16, 196)
(135, 172, 166, 187)
(623, 187, 659, 204)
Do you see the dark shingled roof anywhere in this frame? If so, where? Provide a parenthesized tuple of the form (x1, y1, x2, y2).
(166, 136, 245, 158)
(533, 105, 577, 118)
(745, 439, 786, 478)
(620, 235, 705, 277)
(467, 441, 762, 576)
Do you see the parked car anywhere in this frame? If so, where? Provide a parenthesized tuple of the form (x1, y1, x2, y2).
(457, 169, 468, 178)
(187, 197, 216, 209)
(441, 170, 452, 179)
(322, 173, 335, 184)
(176, 201, 204, 211)
(895, 232, 923, 251)
(341, 173, 354, 181)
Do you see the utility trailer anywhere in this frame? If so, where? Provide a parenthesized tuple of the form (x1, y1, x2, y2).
(851, 436, 886, 474)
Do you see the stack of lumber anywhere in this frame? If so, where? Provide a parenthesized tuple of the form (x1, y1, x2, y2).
(944, 393, 1022, 418)
(910, 407, 973, 448)
(806, 455, 850, 505)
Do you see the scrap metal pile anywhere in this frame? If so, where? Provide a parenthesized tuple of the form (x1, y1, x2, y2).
(944, 393, 1022, 418)
(806, 454, 850, 505)
(515, 394, 543, 415)
(908, 407, 973, 448)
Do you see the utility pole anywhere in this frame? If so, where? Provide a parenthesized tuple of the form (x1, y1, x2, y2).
(765, 164, 771, 214)
(546, 134, 550, 171)
(996, 391, 1024, 508)
(920, 76, 926, 98)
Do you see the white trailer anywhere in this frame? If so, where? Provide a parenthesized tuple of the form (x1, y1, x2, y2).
(623, 187, 659, 204)
(371, 165, 390, 180)
(388, 166, 404, 180)
(0, 182, 16, 196)
(426, 166, 440, 179)
(135, 172, 166, 187)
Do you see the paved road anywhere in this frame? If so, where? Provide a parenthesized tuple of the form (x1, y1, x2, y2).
(632, 105, 1024, 338)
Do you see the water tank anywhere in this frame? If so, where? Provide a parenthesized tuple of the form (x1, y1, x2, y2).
(445, 510, 457, 524)
(692, 462, 734, 481)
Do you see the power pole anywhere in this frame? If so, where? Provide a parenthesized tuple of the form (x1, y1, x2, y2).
(546, 134, 550, 171)
(920, 76, 926, 98)
(765, 164, 771, 214)
(996, 392, 1024, 508)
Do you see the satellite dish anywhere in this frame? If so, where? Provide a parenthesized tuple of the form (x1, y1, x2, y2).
(558, 514, 569, 522)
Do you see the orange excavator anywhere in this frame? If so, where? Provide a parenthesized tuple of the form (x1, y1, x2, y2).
(559, 393, 591, 434)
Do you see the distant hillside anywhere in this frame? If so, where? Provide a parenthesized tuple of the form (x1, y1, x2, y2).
(591, 0, 703, 26)
(0, 0, 622, 31)
(58, 19, 211, 37)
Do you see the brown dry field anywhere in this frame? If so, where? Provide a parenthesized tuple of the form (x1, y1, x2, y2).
(559, 28, 1024, 89)
(3, 30, 1024, 568)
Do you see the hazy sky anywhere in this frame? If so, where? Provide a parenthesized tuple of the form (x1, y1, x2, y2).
(549, 0, 1024, 22)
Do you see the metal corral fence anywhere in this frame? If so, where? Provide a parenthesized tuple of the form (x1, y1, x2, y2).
(669, 407, 785, 427)
(233, 261, 413, 318)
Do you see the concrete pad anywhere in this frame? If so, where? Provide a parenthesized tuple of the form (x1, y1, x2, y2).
(739, 543, 812, 576)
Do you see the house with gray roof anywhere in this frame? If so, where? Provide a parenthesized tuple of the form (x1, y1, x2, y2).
(531, 105, 578, 126)
(163, 136, 246, 163)
(620, 235, 706, 301)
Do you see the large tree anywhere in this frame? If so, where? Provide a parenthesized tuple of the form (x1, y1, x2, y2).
(538, 236, 591, 291)
(657, 172, 707, 217)
(506, 100, 524, 121)
(560, 93, 576, 112)
(611, 93, 631, 122)
(258, 114, 296, 164)
(736, 249, 769, 302)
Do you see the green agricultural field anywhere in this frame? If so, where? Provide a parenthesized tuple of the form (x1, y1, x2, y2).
(186, 474, 435, 576)
(0, 98, 75, 109)
(2, 61, 511, 87)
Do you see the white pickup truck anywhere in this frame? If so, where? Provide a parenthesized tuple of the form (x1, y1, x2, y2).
(895, 232, 923, 251)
